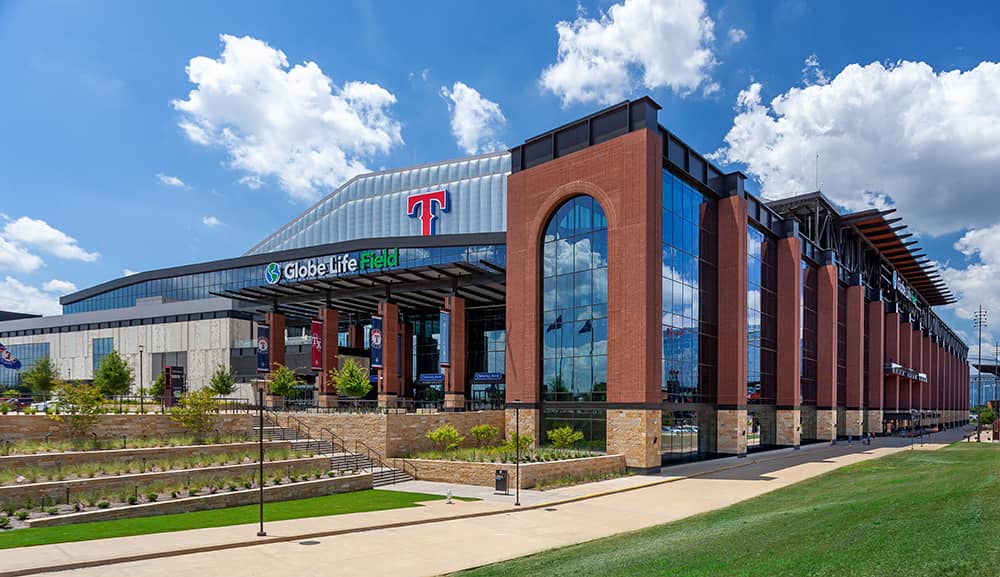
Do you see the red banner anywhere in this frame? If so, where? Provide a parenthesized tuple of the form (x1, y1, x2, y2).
(311, 320, 323, 371)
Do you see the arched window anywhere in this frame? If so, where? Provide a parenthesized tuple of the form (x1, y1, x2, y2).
(541, 195, 608, 403)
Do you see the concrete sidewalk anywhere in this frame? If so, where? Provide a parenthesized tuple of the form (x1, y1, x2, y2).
(3, 427, 970, 577)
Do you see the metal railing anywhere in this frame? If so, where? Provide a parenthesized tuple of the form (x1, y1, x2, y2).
(354, 439, 417, 483)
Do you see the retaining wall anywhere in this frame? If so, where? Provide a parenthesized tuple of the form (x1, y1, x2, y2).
(0, 414, 254, 442)
(407, 454, 626, 489)
(0, 441, 291, 470)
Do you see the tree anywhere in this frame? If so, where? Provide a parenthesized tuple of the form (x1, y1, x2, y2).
(979, 404, 996, 427)
(169, 389, 218, 442)
(208, 364, 237, 396)
(21, 357, 59, 396)
(267, 364, 301, 398)
(151, 372, 166, 399)
(93, 350, 134, 397)
(547, 425, 584, 449)
(50, 381, 104, 442)
(329, 358, 371, 398)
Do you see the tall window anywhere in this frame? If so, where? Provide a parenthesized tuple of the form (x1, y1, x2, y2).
(541, 195, 608, 403)
(801, 263, 818, 405)
(747, 227, 777, 404)
(92, 338, 114, 373)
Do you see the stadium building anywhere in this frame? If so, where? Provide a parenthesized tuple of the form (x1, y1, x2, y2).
(0, 97, 969, 469)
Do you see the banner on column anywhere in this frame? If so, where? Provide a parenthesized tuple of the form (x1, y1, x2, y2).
(439, 310, 450, 367)
(370, 315, 384, 369)
(310, 320, 323, 371)
(256, 325, 270, 373)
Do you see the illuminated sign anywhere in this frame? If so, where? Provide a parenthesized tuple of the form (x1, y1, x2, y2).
(265, 248, 399, 284)
(407, 190, 449, 236)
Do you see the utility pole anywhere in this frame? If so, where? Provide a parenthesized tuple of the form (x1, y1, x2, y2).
(973, 306, 987, 442)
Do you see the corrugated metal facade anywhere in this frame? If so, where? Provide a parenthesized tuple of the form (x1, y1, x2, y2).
(246, 152, 510, 255)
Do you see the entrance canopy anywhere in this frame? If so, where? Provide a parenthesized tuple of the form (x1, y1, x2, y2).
(213, 260, 506, 319)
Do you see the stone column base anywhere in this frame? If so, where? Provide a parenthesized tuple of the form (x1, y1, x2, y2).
(505, 407, 540, 447)
(717, 409, 747, 455)
(816, 409, 837, 440)
(607, 409, 661, 470)
(264, 394, 285, 409)
(443, 394, 465, 410)
(844, 409, 864, 437)
(317, 394, 339, 408)
(776, 409, 800, 446)
(800, 406, 817, 440)
(378, 394, 398, 409)
(864, 409, 883, 435)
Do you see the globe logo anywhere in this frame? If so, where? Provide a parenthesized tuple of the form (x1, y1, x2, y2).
(265, 262, 281, 284)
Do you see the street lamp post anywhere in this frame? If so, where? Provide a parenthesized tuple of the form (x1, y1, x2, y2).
(974, 307, 987, 442)
(257, 386, 266, 537)
(138, 345, 144, 414)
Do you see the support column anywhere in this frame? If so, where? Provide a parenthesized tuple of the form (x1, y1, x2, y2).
(443, 295, 467, 410)
(716, 193, 748, 455)
(885, 310, 900, 414)
(317, 308, 339, 408)
(900, 322, 913, 411)
(377, 301, 400, 408)
(865, 300, 885, 434)
(347, 324, 365, 349)
(401, 322, 413, 399)
(920, 331, 930, 415)
(815, 251, 838, 440)
(775, 222, 801, 446)
(844, 276, 865, 437)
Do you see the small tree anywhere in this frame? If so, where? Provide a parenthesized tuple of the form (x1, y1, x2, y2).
(93, 351, 134, 397)
(267, 364, 301, 398)
(547, 425, 584, 449)
(979, 405, 996, 427)
(470, 424, 499, 447)
(21, 357, 59, 396)
(50, 381, 104, 443)
(427, 424, 464, 451)
(208, 364, 237, 396)
(151, 372, 166, 398)
(329, 358, 371, 398)
(169, 389, 218, 442)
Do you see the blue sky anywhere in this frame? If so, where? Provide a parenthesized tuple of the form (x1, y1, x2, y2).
(2, 0, 1000, 355)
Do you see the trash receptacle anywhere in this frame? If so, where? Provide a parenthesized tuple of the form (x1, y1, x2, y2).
(495, 469, 508, 494)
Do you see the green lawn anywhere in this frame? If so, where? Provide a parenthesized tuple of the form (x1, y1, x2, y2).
(458, 443, 1000, 577)
(0, 489, 466, 549)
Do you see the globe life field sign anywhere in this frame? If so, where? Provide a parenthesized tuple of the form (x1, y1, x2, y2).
(266, 248, 400, 285)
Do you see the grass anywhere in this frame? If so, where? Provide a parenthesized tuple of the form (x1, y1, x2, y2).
(0, 489, 467, 549)
(458, 443, 1000, 577)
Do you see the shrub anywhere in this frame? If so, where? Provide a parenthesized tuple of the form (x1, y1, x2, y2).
(243, 481, 252, 489)
(16, 510, 28, 521)
(49, 381, 104, 440)
(547, 426, 584, 449)
(97, 501, 110, 509)
(46, 507, 59, 515)
(228, 484, 237, 492)
(1, 404, 8, 415)
(146, 493, 158, 502)
(0, 515, 9, 529)
(470, 424, 499, 447)
(170, 389, 218, 441)
(427, 424, 464, 451)
(505, 433, 534, 453)
(170, 491, 178, 499)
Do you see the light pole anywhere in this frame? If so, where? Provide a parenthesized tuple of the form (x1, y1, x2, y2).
(974, 307, 987, 442)
(514, 399, 520, 507)
(138, 345, 144, 414)
(257, 386, 266, 537)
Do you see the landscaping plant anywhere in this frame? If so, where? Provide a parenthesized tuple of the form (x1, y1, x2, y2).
(208, 364, 238, 396)
(470, 424, 499, 447)
(546, 425, 584, 449)
(427, 424, 465, 451)
(328, 357, 371, 398)
(267, 364, 302, 398)
(169, 389, 218, 442)
(93, 351, 134, 398)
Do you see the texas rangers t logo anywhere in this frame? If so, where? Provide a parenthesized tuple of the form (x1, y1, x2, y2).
(407, 190, 449, 236)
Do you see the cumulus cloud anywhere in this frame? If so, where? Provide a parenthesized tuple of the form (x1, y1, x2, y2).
(540, 0, 717, 106)
(941, 224, 1000, 323)
(728, 27, 748, 44)
(122, 269, 138, 277)
(0, 277, 62, 316)
(801, 53, 829, 86)
(0, 236, 44, 273)
(714, 60, 1000, 236)
(156, 174, 187, 188)
(42, 279, 77, 294)
(1, 217, 98, 264)
(202, 215, 222, 227)
(172, 34, 404, 202)
(440, 82, 507, 155)
(239, 175, 263, 190)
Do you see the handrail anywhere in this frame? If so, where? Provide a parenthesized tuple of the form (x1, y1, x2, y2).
(320, 427, 363, 471)
(354, 440, 417, 484)
(285, 414, 311, 444)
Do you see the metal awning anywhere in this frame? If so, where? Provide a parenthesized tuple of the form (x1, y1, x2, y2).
(211, 260, 506, 320)
(841, 209, 955, 306)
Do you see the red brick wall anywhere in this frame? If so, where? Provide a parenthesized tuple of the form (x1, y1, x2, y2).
(866, 301, 884, 410)
(776, 236, 801, 408)
(717, 195, 748, 407)
(845, 284, 865, 410)
(816, 264, 838, 409)
(505, 128, 662, 405)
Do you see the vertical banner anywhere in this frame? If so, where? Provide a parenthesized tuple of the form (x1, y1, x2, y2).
(256, 324, 270, 373)
(439, 310, 451, 367)
(310, 320, 323, 371)
(370, 315, 384, 369)
(0, 343, 22, 370)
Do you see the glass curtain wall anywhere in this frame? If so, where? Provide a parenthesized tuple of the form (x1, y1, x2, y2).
(0, 343, 51, 387)
(541, 195, 609, 450)
(801, 262, 818, 405)
(92, 338, 114, 373)
(747, 226, 778, 448)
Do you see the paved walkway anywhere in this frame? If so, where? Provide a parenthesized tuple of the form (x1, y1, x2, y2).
(3, 427, 971, 577)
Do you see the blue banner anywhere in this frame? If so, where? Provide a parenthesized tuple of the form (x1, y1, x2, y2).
(256, 325, 270, 373)
(418, 373, 445, 384)
(370, 316, 383, 369)
(0, 343, 21, 370)
(439, 310, 450, 367)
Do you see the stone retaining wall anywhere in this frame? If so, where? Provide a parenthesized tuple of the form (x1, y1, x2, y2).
(0, 441, 291, 470)
(0, 414, 254, 442)
(25, 472, 373, 527)
(407, 454, 626, 489)
(0, 456, 329, 505)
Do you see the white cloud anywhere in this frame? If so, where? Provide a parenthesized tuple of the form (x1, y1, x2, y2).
(2, 217, 99, 262)
(727, 27, 748, 44)
(239, 175, 263, 190)
(122, 269, 138, 277)
(801, 53, 829, 86)
(156, 173, 187, 188)
(42, 279, 77, 294)
(0, 276, 62, 316)
(202, 215, 222, 227)
(172, 34, 404, 202)
(714, 60, 1000, 236)
(439, 82, 507, 155)
(0, 236, 44, 273)
(941, 224, 1000, 324)
(540, 0, 717, 106)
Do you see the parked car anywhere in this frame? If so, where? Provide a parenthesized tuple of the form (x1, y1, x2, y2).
(1, 397, 32, 410)
(29, 399, 59, 412)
